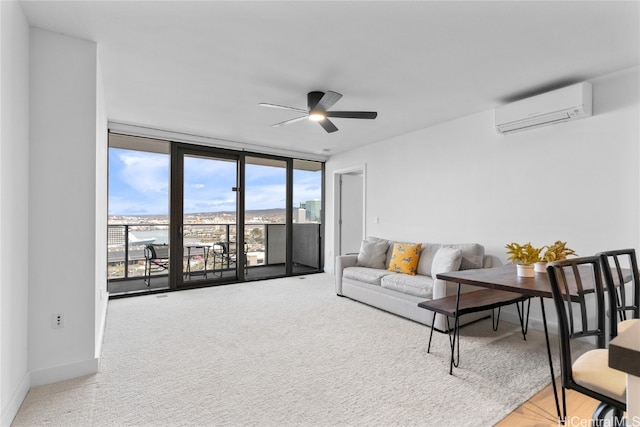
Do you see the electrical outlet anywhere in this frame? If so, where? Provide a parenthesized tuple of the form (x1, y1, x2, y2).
(52, 313, 64, 329)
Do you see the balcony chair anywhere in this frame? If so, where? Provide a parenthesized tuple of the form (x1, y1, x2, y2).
(212, 242, 250, 277)
(144, 244, 169, 286)
(546, 256, 626, 424)
(598, 248, 640, 339)
(211, 242, 237, 277)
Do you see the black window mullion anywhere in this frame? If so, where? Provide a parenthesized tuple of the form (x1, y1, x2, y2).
(285, 158, 294, 276)
(237, 155, 246, 282)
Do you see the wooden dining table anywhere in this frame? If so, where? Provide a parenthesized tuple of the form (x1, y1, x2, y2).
(436, 263, 619, 422)
(609, 320, 640, 422)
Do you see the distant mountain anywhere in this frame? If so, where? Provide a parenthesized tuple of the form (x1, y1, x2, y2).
(109, 209, 289, 220)
(188, 208, 286, 216)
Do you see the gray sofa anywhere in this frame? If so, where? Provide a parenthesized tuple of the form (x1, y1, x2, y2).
(335, 238, 497, 331)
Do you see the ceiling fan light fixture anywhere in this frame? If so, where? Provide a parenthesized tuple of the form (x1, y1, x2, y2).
(308, 112, 326, 122)
(260, 90, 377, 133)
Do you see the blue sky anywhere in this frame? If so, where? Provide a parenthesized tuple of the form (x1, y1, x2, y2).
(108, 148, 322, 216)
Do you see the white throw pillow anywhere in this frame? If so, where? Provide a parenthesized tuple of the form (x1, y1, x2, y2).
(356, 239, 389, 269)
(417, 243, 442, 276)
(430, 247, 462, 277)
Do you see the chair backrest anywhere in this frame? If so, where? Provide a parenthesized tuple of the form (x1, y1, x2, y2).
(213, 242, 236, 257)
(146, 244, 169, 260)
(215, 242, 230, 254)
(547, 256, 607, 383)
(598, 248, 640, 338)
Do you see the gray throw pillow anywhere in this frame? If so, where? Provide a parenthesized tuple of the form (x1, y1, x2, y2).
(356, 239, 389, 269)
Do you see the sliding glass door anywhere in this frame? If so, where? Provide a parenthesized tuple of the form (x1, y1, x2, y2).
(172, 146, 240, 287)
(244, 156, 287, 280)
(108, 132, 324, 296)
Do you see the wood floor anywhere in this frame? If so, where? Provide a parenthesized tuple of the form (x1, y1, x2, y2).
(496, 379, 600, 426)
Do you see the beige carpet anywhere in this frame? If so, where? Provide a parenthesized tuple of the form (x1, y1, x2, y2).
(13, 273, 580, 426)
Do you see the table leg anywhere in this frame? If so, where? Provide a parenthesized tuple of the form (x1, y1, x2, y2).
(185, 246, 191, 279)
(449, 283, 462, 375)
(203, 246, 208, 278)
(540, 296, 564, 423)
(515, 297, 531, 340)
(427, 312, 437, 353)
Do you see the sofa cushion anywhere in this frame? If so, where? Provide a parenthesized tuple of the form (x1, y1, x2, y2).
(356, 239, 389, 269)
(442, 243, 485, 270)
(388, 242, 422, 275)
(431, 247, 462, 276)
(343, 266, 394, 286)
(381, 273, 434, 298)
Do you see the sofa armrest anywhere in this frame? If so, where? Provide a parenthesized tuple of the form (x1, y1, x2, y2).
(483, 254, 504, 268)
(432, 278, 455, 300)
(335, 255, 358, 295)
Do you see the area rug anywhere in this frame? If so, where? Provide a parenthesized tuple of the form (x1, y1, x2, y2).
(13, 273, 582, 426)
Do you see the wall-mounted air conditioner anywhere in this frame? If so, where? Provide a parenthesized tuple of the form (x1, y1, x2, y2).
(494, 82, 592, 134)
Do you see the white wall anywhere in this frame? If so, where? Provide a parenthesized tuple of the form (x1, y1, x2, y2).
(95, 54, 109, 358)
(0, 18, 108, 424)
(325, 66, 640, 327)
(0, 2, 31, 425)
(28, 28, 106, 385)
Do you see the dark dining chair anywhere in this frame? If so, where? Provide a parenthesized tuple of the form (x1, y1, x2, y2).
(546, 256, 626, 424)
(598, 248, 640, 339)
(144, 244, 169, 286)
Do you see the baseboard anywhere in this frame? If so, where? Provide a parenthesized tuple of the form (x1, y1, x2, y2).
(30, 357, 99, 388)
(0, 371, 30, 427)
(96, 293, 109, 358)
(1, 299, 107, 426)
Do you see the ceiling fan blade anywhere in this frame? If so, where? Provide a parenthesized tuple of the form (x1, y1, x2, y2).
(316, 91, 343, 112)
(307, 91, 324, 112)
(259, 103, 307, 114)
(271, 115, 308, 127)
(318, 118, 338, 133)
(326, 111, 378, 119)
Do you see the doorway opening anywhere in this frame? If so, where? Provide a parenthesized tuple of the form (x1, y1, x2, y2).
(333, 165, 366, 261)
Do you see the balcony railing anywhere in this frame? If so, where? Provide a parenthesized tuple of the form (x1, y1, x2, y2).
(107, 222, 321, 281)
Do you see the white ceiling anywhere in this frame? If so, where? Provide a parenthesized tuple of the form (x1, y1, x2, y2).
(19, 1, 640, 158)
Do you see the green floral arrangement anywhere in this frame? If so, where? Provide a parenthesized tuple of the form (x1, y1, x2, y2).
(505, 242, 543, 265)
(541, 241, 577, 262)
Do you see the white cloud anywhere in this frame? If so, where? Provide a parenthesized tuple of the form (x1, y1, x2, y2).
(119, 152, 169, 194)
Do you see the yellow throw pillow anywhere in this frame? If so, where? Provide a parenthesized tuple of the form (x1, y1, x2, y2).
(388, 242, 422, 275)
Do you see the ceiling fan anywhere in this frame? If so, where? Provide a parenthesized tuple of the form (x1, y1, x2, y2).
(259, 90, 377, 133)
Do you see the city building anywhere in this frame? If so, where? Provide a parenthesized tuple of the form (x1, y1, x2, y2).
(303, 200, 321, 223)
